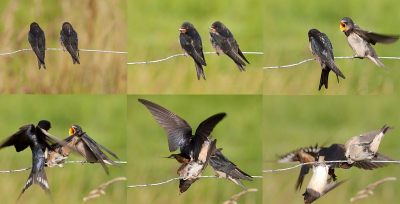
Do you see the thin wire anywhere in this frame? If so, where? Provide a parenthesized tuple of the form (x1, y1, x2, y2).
(263, 56, 400, 69)
(0, 161, 126, 173)
(0, 48, 126, 56)
(262, 160, 400, 173)
(127, 52, 264, 65)
(127, 175, 262, 188)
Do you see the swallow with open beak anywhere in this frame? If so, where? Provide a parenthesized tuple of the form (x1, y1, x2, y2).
(302, 156, 347, 204)
(28, 22, 46, 69)
(61, 125, 121, 174)
(344, 125, 393, 164)
(0, 120, 67, 203)
(138, 99, 226, 162)
(209, 149, 253, 190)
(177, 137, 218, 194)
(59, 22, 80, 64)
(179, 22, 207, 80)
(209, 21, 250, 72)
(279, 143, 395, 190)
(308, 29, 345, 90)
(340, 17, 399, 69)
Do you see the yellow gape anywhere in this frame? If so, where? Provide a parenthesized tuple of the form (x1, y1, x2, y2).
(69, 126, 75, 136)
(340, 22, 345, 32)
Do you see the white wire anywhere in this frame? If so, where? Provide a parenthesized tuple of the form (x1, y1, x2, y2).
(0, 48, 126, 56)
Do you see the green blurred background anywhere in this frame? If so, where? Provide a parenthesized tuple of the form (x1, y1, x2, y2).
(127, 0, 263, 94)
(128, 95, 262, 203)
(0, 95, 127, 204)
(0, 0, 126, 94)
(263, 96, 400, 203)
(264, 0, 400, 94)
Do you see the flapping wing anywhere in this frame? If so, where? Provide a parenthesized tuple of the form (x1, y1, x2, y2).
(138, 99, 192, 152)
(0, 124, 35, 152)
(353, 28, 399, 45)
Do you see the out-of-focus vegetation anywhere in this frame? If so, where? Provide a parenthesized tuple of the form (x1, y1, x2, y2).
(128, 95, 262, 204)
(264, 0, 400, 94)
(0, 0, 126, 94)
(128, 0, 263, 94)
(263, 95, 400, 203)
(0, 95, 127, 204)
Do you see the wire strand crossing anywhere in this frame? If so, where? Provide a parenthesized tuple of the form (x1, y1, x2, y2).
(127, 52, 263, 65)
(127, 175, 262, 188)
(264, 56, 400, 69)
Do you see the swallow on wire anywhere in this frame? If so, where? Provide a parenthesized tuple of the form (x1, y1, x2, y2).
(138, 98, 226, 162)
(0, 120, 68, 203)
(209, 21, 250, 72)
(179, 22, 207, 80)
(28, 22, 46, 69)
(308, 29, 345, 90)
(340, 17, 399, 69)
(59, 22, 80, 64)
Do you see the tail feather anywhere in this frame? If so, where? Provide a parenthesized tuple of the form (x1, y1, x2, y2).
(367, 55, 387, 70)
(194, 61, 206, 80)
(17, 168, 53, 203)
(319, 69, 330, 90)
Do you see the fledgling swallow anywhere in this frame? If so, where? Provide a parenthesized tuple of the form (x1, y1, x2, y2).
(0, 120, 67, 203)
(209, 21, 250, 72)
(177, 137, 218, 194)
(279, 143, 395, 190)
(209, 150, 252, 190)
(28, 22, 46, 69)
(344, 125, 393, 164)
(340, 17, 399, 69)
(308, 29, 345, 90)
(302, 156, 347, 204)
(138, 99, 226, 162)
(59, 22, 80, 64)
(56, 125, 121, 174)
(179, 22, 207, 80)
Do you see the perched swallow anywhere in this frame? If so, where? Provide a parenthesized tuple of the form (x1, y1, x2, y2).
(54, 125, 121, 174)
(138, 99, 226, 162)
(45, 135, 80, 168)
(28, 22, 46, 69)
(179, 22, 207, 80)
(302, 156, 347, 204)
(344, 125, 393, 164)
(177, 137, 218, 194)
(340, 17, 399, 69)
(209, 21, 250, 72)
(0, 120, 66, 202)
(59, 22, 80, 64)
(308, 29, 345, 90)
(209, 150, 252, 190)
(279, 143, 395, 190)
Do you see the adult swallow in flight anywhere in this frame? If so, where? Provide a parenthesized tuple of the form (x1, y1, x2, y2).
(0, 120, 67, 202)
(340, 17, 399, 69)
(138, 99, 226, 162)
(209, 150, 253, 190)
(179, 22, 207, 80)
(177, 137, 218, 194)
(59, 22, 80, 64)
(308, 29, 345, 90)
(28, 22, 46, 69)
(60, 125, 121, 174)
(279, 143, 395, 190)
(302, 156, 347, 204)
(344, 125, 393, 164)
(209, 21, 250, 72)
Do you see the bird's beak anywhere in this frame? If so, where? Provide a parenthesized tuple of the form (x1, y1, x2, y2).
(209, 27, 216, 32)
(69, 126, 75, 136)
(340, 22, 345, 32)
(179, 28, 186, 33)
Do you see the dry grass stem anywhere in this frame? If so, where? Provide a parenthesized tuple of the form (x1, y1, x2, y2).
(83, 177, 126, 202)
(223, 188, 258, 204)
(350, 177, 396, 202)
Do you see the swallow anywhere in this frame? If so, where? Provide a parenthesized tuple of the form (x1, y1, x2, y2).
(179, 22, 207, 80)
(279, 143, 395, 190)
(28, 22, 46, 69)
(45, 135, 80, 168)
(0, 120, 66, 202)
(209, 150, 252, 190)
(177, 137, 218, 194)
(308, 29, 346, 90)
(302, 156, 347, 204)
(59, 22, 80, 64)
(340, 17, 399, 69)
(344, 125, 393, 164)
(138, 99, 226, 162)
(209, 21, 250, 72)
(165, 153, 191, 164)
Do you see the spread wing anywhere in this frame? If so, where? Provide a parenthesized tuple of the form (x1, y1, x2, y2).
(0, 124, 35, 152)
(353, 28, 399, 45)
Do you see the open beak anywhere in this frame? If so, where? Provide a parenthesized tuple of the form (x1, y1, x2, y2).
(69, 126, 75, 136)
(340, 22, 345, 32)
